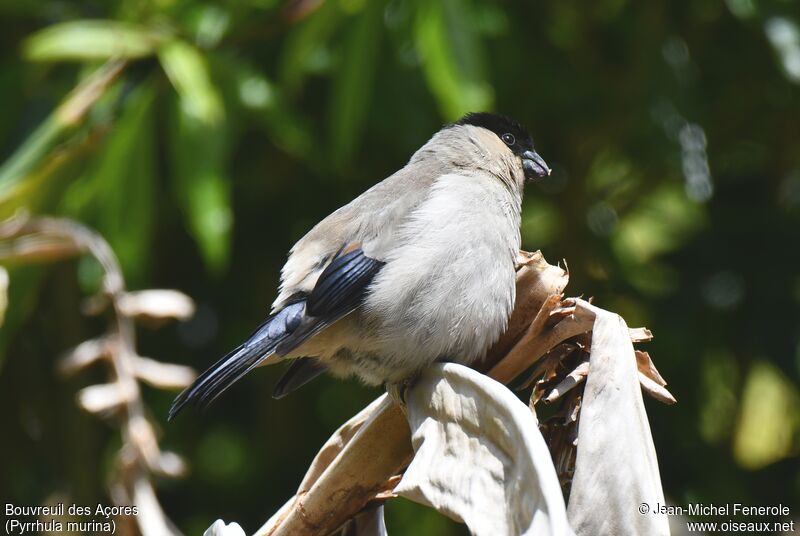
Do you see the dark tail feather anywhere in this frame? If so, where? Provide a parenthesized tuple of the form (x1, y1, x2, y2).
(272, 358, 328, 399)
(168, 301, 305, 420)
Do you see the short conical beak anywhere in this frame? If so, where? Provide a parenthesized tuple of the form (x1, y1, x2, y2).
(522, 150, 551, 181)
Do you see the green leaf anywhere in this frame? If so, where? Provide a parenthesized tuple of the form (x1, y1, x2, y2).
(23, 21, 164, 61)
(279, 0, 343, 93)
(0, 61, 125, 199)
(160, 43, 231, 273)
(734, 361, 800, 469)
(521, 198, 560, 249)
(413, 0, 493, 119)
(0, 117, 62, 200)
(328, 0, 385, 168)
(189, 4, 232, 49)
(699, 351, 739, 445)
(612, 184, 705, 264)
(159, 40, 224, 126)
(245, 82, 312, 158)
(62, 80, 158, 285)
(0, 132, 97, 222)
(222, 57, 312, 157)
(168, 97, 232, 274)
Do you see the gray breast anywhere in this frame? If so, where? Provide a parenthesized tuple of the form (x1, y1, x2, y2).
(350, 171, 522, 385)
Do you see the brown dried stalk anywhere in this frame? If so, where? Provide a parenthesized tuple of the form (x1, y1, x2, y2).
(0, 214, 196, 536)
(253, 251, 675, 536)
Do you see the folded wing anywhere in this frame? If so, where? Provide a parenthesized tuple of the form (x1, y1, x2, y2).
(168, 247, 384, 419)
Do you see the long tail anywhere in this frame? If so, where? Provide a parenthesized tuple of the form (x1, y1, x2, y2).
(168, 301, 305, 419)
(169, 247, 384, 419)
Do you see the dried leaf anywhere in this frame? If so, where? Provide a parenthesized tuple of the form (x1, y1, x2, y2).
(373, 475, 402, 501)
(638, 373, 678, 405)
(396, 363, 574, 536)
(482, 251, 569, 368)
(628, 327, 653, 343)
(519, 342, 576, 391)
(567, 304, 669, 536)
(543, 360, 590, 404)
(118, 290, 196, 323)
(132, 356, 196, 390)
(127, 414, 162, 473)
(635, 350, 667, 387)
(77, 382, 134, 414)
(296, 394, 389, 493)
(0, 235, 82, 263)
(489, 301, 593, 384)
(132, 476, 180, 536)
(256, 396, 412, 536)
(157, 451, 189, 478)
(58, 338, 110, 376)
(530, 353, 564, 406)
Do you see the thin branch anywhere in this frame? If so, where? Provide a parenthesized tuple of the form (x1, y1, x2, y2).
(0, 214, 195, 536)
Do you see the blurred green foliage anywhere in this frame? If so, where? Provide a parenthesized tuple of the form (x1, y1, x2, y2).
(0, 0, 799, 533)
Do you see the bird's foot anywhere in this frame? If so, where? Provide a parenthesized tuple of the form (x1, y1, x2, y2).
(385, 379, 413, 415)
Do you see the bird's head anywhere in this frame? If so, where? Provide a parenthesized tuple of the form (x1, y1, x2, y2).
(450, 112, 551, 186)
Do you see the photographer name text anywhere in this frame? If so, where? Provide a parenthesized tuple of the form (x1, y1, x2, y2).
(645, 502, 790, 517)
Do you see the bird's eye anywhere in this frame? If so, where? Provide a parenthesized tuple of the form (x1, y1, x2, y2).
(501, 133, 515, 146)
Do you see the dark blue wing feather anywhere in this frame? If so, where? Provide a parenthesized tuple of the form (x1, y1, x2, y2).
(307, 249, 379, 315)
(169, 246, 384, 418)
(272, 358, 328, 399)
(168, 300, 306, 419)
(275, 247, 384, 356)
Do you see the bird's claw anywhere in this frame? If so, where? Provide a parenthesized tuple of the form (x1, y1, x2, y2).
(385, 380, 411, 415)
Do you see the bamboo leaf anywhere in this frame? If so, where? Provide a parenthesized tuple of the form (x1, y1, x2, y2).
(159, 42, 231, 272)
(168, 99, 232, 274)
(0, 117, 62, 200)
(279, 0, 343, 92)
(328, 0, 384, 168)
(229, 61, 312, 157)
(159, 40, 224, 126)
(23, 21, 164, 61)
(413, 0, 492, 119)
(74, 80, 158, 284)
(0, 60, 125, 199)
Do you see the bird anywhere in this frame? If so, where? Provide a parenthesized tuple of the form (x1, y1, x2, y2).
(169, 112, 550, 419)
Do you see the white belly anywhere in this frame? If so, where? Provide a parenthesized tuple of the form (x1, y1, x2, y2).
(350, 173, 521, 383)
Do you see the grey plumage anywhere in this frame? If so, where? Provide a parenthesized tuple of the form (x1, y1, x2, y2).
(169, 112, 550, 419)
